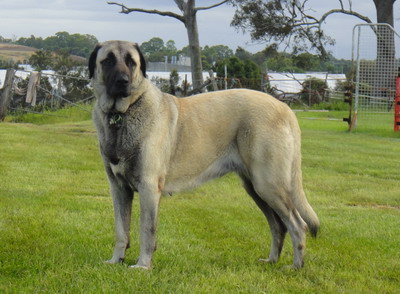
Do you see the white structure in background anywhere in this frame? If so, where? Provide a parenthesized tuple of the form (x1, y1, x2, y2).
(146, 71, 210, 87)
(267, 73, 346, 93)
(167, 55, 191, 66)
(176, 55, 191, 67)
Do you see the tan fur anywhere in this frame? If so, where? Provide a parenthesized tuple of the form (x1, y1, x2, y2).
(89, 41, 319, 269)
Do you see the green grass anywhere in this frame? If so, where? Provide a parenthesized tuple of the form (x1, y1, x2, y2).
(5, 105, 92, 125)
(1, 108, 399, 293)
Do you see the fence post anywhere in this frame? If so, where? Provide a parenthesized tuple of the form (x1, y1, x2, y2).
(394, 69, 400, 132)
(0, 69, 16, 121)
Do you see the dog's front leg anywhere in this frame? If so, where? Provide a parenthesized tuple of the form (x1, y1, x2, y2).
(106, 178, 133, 264)
(130, 183, 161, 269)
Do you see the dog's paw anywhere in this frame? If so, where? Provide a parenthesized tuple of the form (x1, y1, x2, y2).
(104, 257, 124, 264)
(258, 258, 277, 264)
(129, 264, 151, 270)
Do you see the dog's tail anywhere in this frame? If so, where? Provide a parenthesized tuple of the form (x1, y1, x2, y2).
(291, 140, 320, 238)
(293, 183, 320, 238)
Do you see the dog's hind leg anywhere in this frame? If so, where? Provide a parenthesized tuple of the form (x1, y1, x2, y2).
(241, 175, 287, 264)
(250, 174, 307, 269)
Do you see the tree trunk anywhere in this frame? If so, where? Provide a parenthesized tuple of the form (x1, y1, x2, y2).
(374, 0, 394, 25)
(183, 2, 204, 91)
(373, 0, 396, 100)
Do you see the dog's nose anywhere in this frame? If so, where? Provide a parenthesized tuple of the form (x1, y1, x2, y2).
(115, 74, 129, 87)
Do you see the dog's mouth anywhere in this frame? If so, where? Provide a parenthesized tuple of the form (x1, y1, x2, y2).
(107, 86, 131, 100)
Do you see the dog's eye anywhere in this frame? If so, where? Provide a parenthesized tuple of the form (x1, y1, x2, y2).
(125, 55, 136, 68)
(101, 58, 113, 66)
(101, 53, 116, 66)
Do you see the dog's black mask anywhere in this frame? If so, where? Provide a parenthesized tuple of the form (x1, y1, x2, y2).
(88, 43, 147, 99)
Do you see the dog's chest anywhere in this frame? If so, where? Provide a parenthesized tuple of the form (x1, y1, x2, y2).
(102, 116, 141, 167)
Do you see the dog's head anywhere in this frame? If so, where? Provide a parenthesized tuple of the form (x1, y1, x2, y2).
(89, 40, 146, 112)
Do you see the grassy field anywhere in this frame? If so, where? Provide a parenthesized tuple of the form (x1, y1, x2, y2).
(0, 108, 399, 293)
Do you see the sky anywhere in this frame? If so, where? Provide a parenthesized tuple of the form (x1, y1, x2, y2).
(0, 0, 399, 59)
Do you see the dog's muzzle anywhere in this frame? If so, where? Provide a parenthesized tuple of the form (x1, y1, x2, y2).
(108, 72, 131, 99)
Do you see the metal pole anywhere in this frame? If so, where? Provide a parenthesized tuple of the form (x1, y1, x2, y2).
(350, 25, 362, 131)
(224, 64, 228, 90)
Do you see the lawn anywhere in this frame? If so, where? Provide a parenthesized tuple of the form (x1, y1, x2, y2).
(0, 108, 399, 293)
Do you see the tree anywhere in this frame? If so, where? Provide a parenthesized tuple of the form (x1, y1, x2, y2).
(230, 0, 395, 56)
(29, 50, 53, 71)
(293, 53, 320, 72)
(230, 0, 397, 97)
(169, 69, 181, 95)
(234, 46, 252, 61)
(217, 56, 245, 78)
(0, 35, 12, 43)
(139, 37, 179, 62)
(16, 32, 98, 58)
(52, 50, 80, 75)
(215, 56, 260, 78)
(141, 37, 165, 55)
(165, 40, 178, 54)
(202, 44, 234, 69)
(108, 0, 229, 91)
(16, 35, 44, 49)
(215, 56, 261, 89)
(300, 77, 327, 106)
(140, 37, 167, 62)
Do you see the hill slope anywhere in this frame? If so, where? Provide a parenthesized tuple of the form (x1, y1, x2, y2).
(0, 43, 37, 62)
(0, 43, 87, 64)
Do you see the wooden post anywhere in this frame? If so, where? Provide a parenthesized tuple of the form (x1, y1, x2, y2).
(0, 69, 16, 121)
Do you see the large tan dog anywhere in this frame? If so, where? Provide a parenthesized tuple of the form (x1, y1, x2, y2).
(88, 40, 319, 269)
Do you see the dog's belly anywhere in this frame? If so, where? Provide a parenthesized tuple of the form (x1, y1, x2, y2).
(163, 148, 246, 194)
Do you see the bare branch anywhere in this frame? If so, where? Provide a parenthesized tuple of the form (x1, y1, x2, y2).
(107, 2, 185, 23)
(339, 0, 344, 10)
(294, 2, 319, 24)
(319, 8, 372, 24)
(348, 0, 353, 11)
(196, 0, 229, 11)
(174, 0, 185, 11)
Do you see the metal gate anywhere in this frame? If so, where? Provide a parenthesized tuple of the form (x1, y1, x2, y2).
(351, 23, 400, 131)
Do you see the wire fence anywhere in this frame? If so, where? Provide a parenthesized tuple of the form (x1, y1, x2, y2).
(0, 69, 93, 119)
(1, 68, 350, 122)
(150, 70, 348, 108)
(352, 23, 400, 130)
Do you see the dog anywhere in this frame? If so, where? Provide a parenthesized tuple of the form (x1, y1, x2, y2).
(88, 40, 319, 269)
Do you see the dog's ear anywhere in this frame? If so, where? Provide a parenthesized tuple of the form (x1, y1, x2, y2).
(134, 44, 146, 77)
(88, 44, 101, 79)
